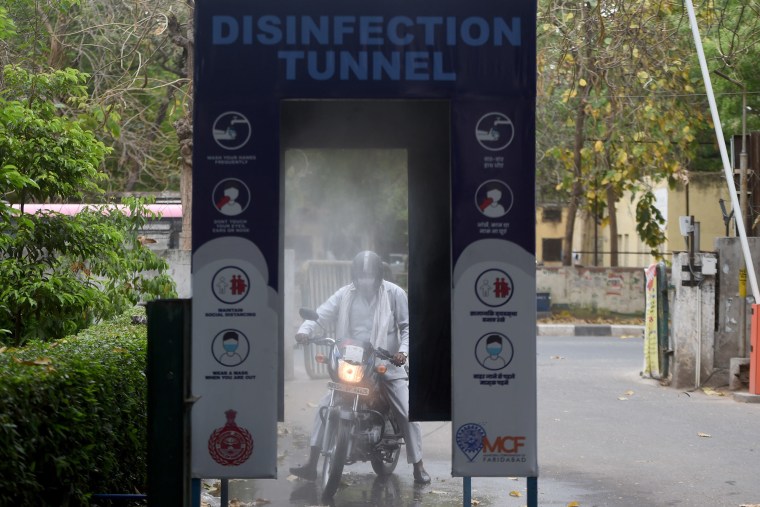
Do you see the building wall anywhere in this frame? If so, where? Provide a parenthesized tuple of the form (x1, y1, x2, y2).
(535, 206, 567, 265)
(536, 197, 660, 268)
(665, 172, 732, 253)
(159, 249, 191, 298)
(537, 172, 734, 268)
(536, 204, 583, 266)
(613, 185, 668, 268)
(537, 266, 645, 315)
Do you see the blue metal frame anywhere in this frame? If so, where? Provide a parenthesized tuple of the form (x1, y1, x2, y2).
(462, 476, 537, 506)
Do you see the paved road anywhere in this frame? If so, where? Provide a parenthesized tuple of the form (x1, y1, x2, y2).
(214, 336, 760, 507)
(536, 336, 760, 507)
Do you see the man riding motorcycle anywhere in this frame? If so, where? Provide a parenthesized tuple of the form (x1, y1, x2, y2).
(290, 251, 431, 484)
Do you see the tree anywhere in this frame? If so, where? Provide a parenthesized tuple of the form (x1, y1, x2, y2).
(538, 0, 704, 264)
(2, 0, 195, 249)
(0, 65, 175, 346)
(2, 0, 194, 191)
(701, 1, 760, 232)
(708, 0, 760, 126)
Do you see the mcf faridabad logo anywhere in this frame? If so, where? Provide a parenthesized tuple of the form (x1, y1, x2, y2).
(208, 409, 254, 466)
(456, 423, 527, 462)
(456, 423, 487, 462)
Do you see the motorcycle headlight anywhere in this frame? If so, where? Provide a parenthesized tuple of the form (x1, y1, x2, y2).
(337, 360, 365, 383)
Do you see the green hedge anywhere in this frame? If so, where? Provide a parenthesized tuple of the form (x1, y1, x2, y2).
(0, 308, 148, 506)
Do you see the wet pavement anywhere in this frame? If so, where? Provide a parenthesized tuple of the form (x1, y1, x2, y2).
(201, 352, 530, 507)
(200, 335, 760, 507)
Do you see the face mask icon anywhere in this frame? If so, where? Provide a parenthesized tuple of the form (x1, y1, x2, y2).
(478, 333, 512, 371)
(213, 330, 249, 367)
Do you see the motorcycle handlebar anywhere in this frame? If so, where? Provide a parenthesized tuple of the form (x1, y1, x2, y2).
(295, 338, 404, 367)
(375, 347, 394, 360)
(295, 336, 334, 348)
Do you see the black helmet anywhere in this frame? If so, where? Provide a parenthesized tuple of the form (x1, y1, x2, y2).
(351, 251, 383, 292)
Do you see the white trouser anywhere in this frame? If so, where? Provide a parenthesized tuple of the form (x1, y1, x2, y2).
(308, 378, 423, 464)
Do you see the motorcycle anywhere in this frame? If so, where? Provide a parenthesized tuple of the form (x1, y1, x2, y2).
(297, 308, 405, 501)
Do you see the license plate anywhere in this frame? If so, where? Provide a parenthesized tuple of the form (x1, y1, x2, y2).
(327, 381, 369, 396)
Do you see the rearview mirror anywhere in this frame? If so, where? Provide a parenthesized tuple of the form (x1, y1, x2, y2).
(299, 308, 320, 322)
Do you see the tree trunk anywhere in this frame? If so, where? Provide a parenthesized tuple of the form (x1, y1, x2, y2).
(602, 72, 620, 268)
(562, 96, 588, 266)
(177, 117, 193, 251)
(563, 182, 581, 266)
(561, 0, 592, 266)
(169, 11, 194, 251)
(36, 6, 66, 69)
(606, 186, 618, 267)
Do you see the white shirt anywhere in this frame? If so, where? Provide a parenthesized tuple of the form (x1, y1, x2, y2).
(298, 280, 410, 379)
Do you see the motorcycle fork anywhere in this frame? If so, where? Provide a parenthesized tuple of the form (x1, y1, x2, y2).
(320, 391, 335, 454)
(343, 394, 360, 460)
(320, 392, 360, 457)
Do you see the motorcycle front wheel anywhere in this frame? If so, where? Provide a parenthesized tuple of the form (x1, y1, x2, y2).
(321, 418, 351, 501)
(370, 414, 401, 476)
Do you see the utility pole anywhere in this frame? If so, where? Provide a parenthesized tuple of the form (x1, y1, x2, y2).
(714, 70, 750, 357)
(714, 70, 748, 228)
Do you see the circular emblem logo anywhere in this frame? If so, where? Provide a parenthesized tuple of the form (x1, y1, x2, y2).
(212, 178, 250, 217)
(211, 329, 250, 368)
(455, 423, 487, 462)
(475, 332, 514, 371)
(475, 269, 514, 308)
(475, 180, 513, 219)
(212, 111, 252, 150)
(208, 410, 254, 466)
(475, 112, 515, 151)
(212, 266, 250, 304)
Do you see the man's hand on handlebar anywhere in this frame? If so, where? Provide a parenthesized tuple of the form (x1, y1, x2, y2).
(391, 352, 407, 367)
(295, 333, 310, 344)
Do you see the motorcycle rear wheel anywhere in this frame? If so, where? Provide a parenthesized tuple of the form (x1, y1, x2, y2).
(370, 414, 401, 476)
(321, 418, 350, 501)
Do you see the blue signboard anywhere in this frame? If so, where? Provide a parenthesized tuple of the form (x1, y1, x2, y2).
(193, 0, 536, 479)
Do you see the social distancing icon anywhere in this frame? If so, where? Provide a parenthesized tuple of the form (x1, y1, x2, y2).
(212, 266, 251, 305)
(475, 269, 514, 307)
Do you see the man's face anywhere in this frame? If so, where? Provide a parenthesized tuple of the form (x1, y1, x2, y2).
(356, 275, 376, 296)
